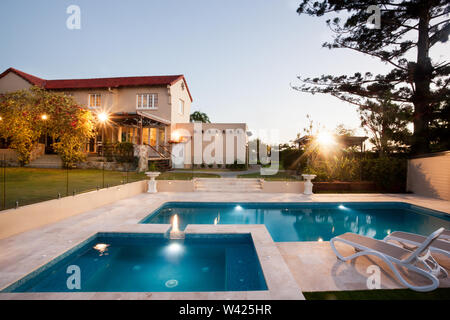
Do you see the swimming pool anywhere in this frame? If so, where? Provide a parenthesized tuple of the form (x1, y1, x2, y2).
(2, 233, 267, 293)
(141, 202, 450, 242)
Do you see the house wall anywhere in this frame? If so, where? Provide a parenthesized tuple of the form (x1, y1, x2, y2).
(174, 122, 248, 167)
(57, 78, 191, 136)
(407, 151, 450, 200)
(169, 79, 191, 137)
(0, 72, 32, 93)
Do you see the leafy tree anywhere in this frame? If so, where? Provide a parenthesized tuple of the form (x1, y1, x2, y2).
(359, 94, 412, 156)
(190, 111, 211, 123)
(0, 90, 41, 164)
(294, 0, 450, 155)
(334, 124, 356, 136)
(0, 87, 95, 166)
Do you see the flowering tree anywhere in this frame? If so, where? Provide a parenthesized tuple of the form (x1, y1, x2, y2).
(0, 87, 95, 166)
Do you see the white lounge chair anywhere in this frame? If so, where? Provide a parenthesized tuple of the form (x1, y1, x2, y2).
(438, 229, 450, 241)
(330, 228, 447, 292)
(384, 230, 450, 258)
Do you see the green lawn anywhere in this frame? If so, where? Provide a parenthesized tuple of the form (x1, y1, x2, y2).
(303, 288, 450, 300)
(0, 168, 220, 210)
(0, 167, 147, 209)
(237, 171, 299, 181)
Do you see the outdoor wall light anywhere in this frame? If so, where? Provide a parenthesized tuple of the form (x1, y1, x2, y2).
(97, 112, 109, 123)
(41, 114, 48, 120)
(171, 131, 181, 142)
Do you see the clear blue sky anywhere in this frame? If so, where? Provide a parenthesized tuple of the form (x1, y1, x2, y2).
(3, 0, 444, 143)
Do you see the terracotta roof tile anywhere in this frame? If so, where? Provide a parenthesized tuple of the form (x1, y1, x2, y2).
(0, 68, 193, 101)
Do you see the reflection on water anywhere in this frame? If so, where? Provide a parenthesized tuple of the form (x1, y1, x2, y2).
(144, 203, 450, 242)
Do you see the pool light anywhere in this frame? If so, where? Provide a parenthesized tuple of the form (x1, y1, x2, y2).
(338, 204, 347, 210)
(167, 242, 183, 254)
(235, 205, 243, 211)
(93, 243, 109, 255)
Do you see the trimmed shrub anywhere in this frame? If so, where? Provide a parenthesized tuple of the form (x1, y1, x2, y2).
(361, 157, 407, 192)
(114, 142, 134, 163)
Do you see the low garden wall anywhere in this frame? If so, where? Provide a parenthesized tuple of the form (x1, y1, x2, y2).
(0, 180, 147, 240)
(313, 181, 378, 193)
(154, 180, 305, 193)
(157, 180, 195, 192)
(261, 181, 304, 193)
(0, 143, 45, 165)
(407, 151, 450, 200)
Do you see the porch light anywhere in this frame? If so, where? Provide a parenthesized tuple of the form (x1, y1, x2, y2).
(97, 112, 109, 123)
(171, 131, 181, 142)
(41, 114, 48, 120)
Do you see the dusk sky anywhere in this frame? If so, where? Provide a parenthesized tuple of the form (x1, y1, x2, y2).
(1, 0, 447, 144)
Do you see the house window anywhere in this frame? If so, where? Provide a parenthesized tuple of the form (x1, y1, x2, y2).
(136, 93, 158, 109)
(178, 99, 184, 115)
(88, 94, 101, 108)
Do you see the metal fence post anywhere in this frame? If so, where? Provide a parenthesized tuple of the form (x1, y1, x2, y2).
(66, 164, 69, 196)
(2, 154, 5, 210)
(102, 162, 105, 188)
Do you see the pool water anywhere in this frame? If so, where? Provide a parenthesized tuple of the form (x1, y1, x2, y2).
(3, 233, 267, 293)
(141, 202, 450, 242)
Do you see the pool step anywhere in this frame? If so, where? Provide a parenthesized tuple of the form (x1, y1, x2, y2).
(194, 178, 263, 192)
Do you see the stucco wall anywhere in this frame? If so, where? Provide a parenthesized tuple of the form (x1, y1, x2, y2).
(261, 181, 305, 193)
(0, 180, 147, 239)
(0, 72, 32, 93)
(407, 151, 450, 200)
(154, 180, 304, 194)
(157, 180, 195, 192)
(174, 123, 248, 166)
(169, 79, 191, 136)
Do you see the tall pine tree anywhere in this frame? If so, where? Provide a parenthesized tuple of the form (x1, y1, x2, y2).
(294, 0, 449, 154)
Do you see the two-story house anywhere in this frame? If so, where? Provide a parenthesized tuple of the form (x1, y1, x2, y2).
(0, 67, 247, 167)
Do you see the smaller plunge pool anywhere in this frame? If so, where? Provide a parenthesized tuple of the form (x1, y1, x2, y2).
(2, 233, 267, 293)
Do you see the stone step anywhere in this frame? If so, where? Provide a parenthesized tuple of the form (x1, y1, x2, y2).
(194, 178, 262, 192)
(195, 182, 262, 186)
(26, 155, 63, 168)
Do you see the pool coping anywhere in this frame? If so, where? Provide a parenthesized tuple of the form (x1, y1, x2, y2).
(0, 224, 304, 300)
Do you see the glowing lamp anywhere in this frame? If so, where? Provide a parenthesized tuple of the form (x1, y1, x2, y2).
(97, 112, 109, 123)
(171, 131, 181, 142)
